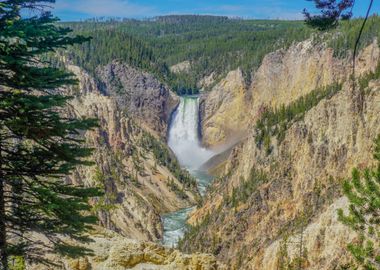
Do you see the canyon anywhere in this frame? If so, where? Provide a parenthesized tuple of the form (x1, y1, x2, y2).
(31, 32, 380, 270)
(182, 38, 380, 269)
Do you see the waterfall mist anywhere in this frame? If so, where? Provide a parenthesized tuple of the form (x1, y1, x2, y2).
(168, 96, 214, 170)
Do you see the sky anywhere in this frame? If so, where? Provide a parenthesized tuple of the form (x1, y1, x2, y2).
(50, 0, 380, 21)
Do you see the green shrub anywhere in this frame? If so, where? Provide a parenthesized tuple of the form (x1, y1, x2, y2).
(138, 131, 197, 190)
(255, 83, 342, 149)
(226, 168, 269, 208)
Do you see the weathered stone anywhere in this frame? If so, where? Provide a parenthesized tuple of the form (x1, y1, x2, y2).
(185, 39, 380, 269)
(96, 61, 179, 139)
(66, 63, 198, 242)
(170, 61, 191, 74)
(28, 229, 226, 270)
(200, 39, 380, 151)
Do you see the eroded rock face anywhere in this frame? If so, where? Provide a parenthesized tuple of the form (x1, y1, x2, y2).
(182, 40, 380, 269)
(67, 64, 199, 242)
(96, 61, 179, 138)
(28, 228, 226, 270)
(186, 80, 380, 269)
(200, 39, 380, 150)
(26, 62, 224, 270)
(170, 61, 191, 74)
(200, 69, 248, 148)
(261, 197, 356, 270)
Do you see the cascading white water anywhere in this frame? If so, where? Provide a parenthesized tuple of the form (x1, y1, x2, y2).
(168, 96, 214, 170)
(162, 96, 214, 247)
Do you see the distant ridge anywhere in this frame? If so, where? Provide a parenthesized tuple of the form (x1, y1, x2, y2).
(154, 15, 230, 24)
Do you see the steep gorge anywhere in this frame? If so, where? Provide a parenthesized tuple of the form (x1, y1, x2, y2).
(67, 62, 200, 241)
(29, 59, 229, 269)
(200, 39, 380, 149)
(181, 38, 380, 269)
(30, 25, 380, 269)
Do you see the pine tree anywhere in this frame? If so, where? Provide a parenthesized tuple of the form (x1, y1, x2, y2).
(303, 0, 355, 31)
(303, 0, 374, 104)
(0, 1, 102, 268)
(338, 136, 380, 269)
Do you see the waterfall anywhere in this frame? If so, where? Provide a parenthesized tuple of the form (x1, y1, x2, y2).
(162, 96, 214, 247)
(168, 96, 213, 170)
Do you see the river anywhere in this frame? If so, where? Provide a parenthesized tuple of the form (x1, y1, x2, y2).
(162, 96, 214, 247)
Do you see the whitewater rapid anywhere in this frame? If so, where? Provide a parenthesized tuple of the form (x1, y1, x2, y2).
(162, 96, 214, 247)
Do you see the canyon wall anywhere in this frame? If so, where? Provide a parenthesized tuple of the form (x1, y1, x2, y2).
(27, 36, 380, 270)
(96, 61, 179, 139)
(200, 39, 379, 149)
(67, 63, 199, 242)
(200, 68, 248, 148)
(28, 62, 226, 270)
(183, 39, 380, 269)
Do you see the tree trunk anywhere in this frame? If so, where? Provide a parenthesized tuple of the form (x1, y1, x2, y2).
(0, 138, 8, 270)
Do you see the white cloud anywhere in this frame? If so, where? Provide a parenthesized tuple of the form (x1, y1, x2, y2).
(54, 0, 156, 18)
(53, 0, 305, 20)
(196, 1, 304, 20)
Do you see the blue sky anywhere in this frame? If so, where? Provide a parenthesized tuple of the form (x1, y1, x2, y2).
(51, 0, 380, 21)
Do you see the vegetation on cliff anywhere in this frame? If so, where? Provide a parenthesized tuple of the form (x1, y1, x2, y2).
(338, 136, 380, 269)
(64, 29, 171, 89)
(255, 83, 343, 153)
(254, 60, 380, 155)
(227, 168, 269, 209)
(139, 131, 198, 191)
(359, 62, 380, 92)
(308, 6, 380, 266)
(328, 15, 380, 58)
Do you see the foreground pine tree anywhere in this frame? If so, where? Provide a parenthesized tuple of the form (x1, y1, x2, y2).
(338, 136, 380, 269)
(303, 0, 355, 30)
(0, 1, 102, 269)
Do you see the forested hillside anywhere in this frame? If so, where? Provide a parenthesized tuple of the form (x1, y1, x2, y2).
(62, 15, 380, 95)
(62, 16, 313, 94)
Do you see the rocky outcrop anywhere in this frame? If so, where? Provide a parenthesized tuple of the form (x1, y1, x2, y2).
(170, 61, 191, 74)
(96, 61, 179, 138)
(67, 64, 199, 242)
(185, 78, 380, 269)
(200, 69, 248, 148)
(198, 72, 216, 91)
(200, 39, 380, 149)
(182, 40, 380, 269)
(28, 228, 226, 270)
